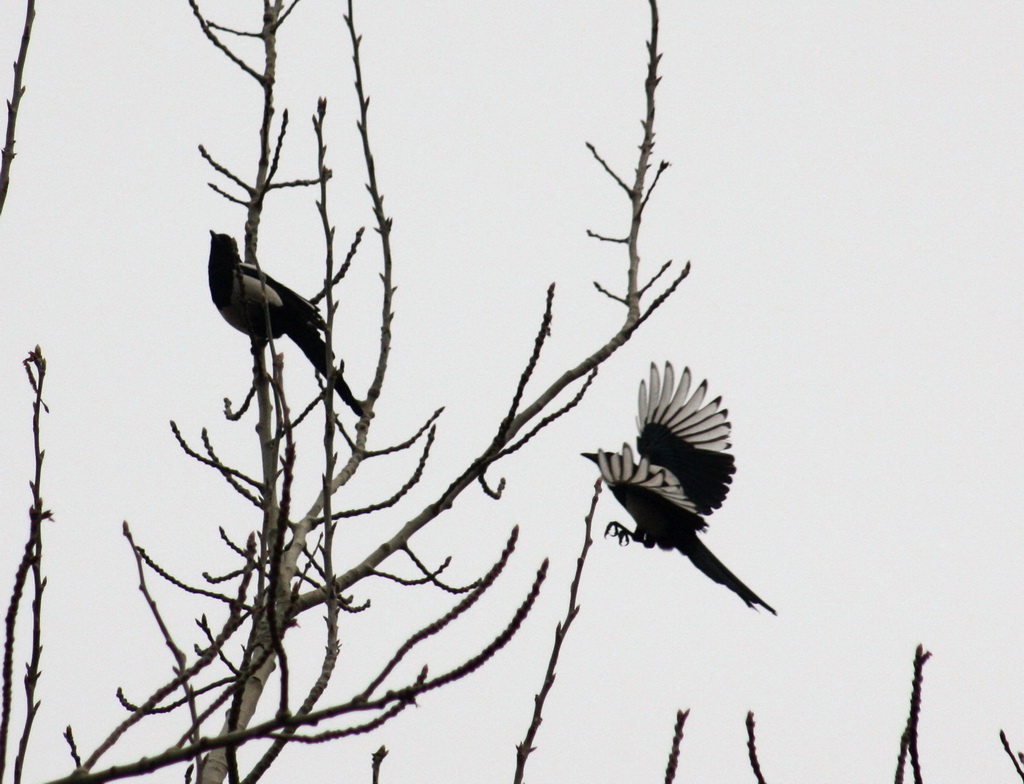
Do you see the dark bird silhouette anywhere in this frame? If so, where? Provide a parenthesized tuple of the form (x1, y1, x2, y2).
(583, 363, 775, 614)
(207, 232, 362, 416)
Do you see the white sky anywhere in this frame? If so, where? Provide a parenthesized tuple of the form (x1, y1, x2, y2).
(2, 1, 1023, 782)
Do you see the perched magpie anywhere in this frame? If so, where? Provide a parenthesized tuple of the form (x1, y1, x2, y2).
(584, 363, 775, 614)
(207, 232, 362, 416)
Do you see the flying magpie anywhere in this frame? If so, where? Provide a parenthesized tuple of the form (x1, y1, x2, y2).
(584, 363, 775, 614)
(207, 232, 362, 416)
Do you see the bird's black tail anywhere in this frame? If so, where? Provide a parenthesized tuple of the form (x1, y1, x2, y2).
(682, 536, 776, 614)
(283, 322, 362, 416)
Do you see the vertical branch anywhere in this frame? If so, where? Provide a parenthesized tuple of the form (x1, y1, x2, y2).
(624, 0, 662, 315)
(265, 362, 293, 718)
(313, 98, 340, 595)
(745, 711, 768, 784)
(243, 0, 284, 252)
(0, 0, 36, 217)
(894, 645, 931, 784)
(312, 97, 343, 652)
(202, 3, 289, 781)
(345, 0, 394, 420)
(513, 479, 600, 784)
(371, 746, 388, 784)
(663, 709, 689, 784)
(1, 348, 50, 784)
(240, 102, 344, 784)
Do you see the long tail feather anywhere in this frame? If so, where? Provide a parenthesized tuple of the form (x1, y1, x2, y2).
(284, 323, 362, 416)
(682, 537, 776, 614)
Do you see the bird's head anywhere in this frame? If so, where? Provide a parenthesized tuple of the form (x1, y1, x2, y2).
(209, 231, 237, 258)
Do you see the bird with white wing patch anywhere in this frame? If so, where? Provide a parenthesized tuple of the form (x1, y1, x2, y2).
(584, 363, 775, 614)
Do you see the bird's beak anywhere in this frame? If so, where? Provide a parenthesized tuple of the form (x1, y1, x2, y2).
(580, 452, 599, 465)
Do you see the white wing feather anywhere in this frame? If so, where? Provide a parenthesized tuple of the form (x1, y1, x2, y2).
(636, 362, 731, 452)
(596, 444, 698, 513)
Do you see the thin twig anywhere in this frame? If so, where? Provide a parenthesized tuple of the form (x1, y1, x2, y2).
(894, 645, 932, 784)
(207, 21, 260, 38)
(224, 384, 257, 421)
(170, 422, 263, 507)
(208, 182, 249, 206)
(494, 284, 556, 444)
(586, 142, 632, 195)
(586, 229, 628, 244)
(331, 426, 436, 519)
(80, 537, 256, 771)
(309, 226, 364, 305)
(0, 0, 37, 217)
(364, 406, 443, 457)
(273, 0, 305, 31)
(116, 677, 236, 715)
(195, 616, 241, 676)
(123, 524, 201, 747)
(746, 711, 768, 784)
(346, 0, 395, 425)
(639, 160, 670, 216)
(134, 544, 240, 605)
(264, 109, 289, 189)
(513, 480, 600, 784)
(63, 726, 82, 768)
(497, 368, 598, 460)
(218, 527, 250, 559)
(186, 0, 263, 82)
(663, 709, 690, 784)
(371, 746, 388, 784)
(1000, 731, 1024, 783)
(265, 369, 296, 718)
(478, 473, 505, 499)
(198, 145, 255, 196)
(637, 258, 673, 299)
(268, 694, 413, 742)
(398, 547, 474, 594)
(359, 527, 519, 701)
(593, 280, 626, 303)
(4, 348, 49, 784)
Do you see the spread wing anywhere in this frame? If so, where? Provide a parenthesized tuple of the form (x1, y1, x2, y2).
(595, 444, 698, 514)
(635, 363, 735, 515)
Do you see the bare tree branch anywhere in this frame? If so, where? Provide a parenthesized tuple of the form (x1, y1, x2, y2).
(894, 645, 932, 784)
(170, 422, 263, 507)
(664, 709, 690, 784)
(0, 0, 36, 217)
(586, 141, 632, 196)
(122, 525, 202, 758)
(330, 425, 436, 519)
(46, 556, 546, 784)
(186, 0, 263, 82)
(586, 228, 629, 244)
(2, 348, 49, 784)
(746, 711, 769, 784)
(198, 145, 255, 196)
(1000, 730, 1024, 783)
(513, 481, 600, 784)
(81, 536, 256, 771)
(309, 226, 364, 305)
(358, 527, 519, 702)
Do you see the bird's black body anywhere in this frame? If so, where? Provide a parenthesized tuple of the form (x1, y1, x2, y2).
(584, 364, 775, 614)
(207, 232, 362, 416)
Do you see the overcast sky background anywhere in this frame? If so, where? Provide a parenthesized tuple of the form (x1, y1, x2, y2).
(2, 1, 1023, 782)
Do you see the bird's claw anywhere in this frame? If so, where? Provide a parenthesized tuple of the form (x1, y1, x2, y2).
(604, 522, 633, 546)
